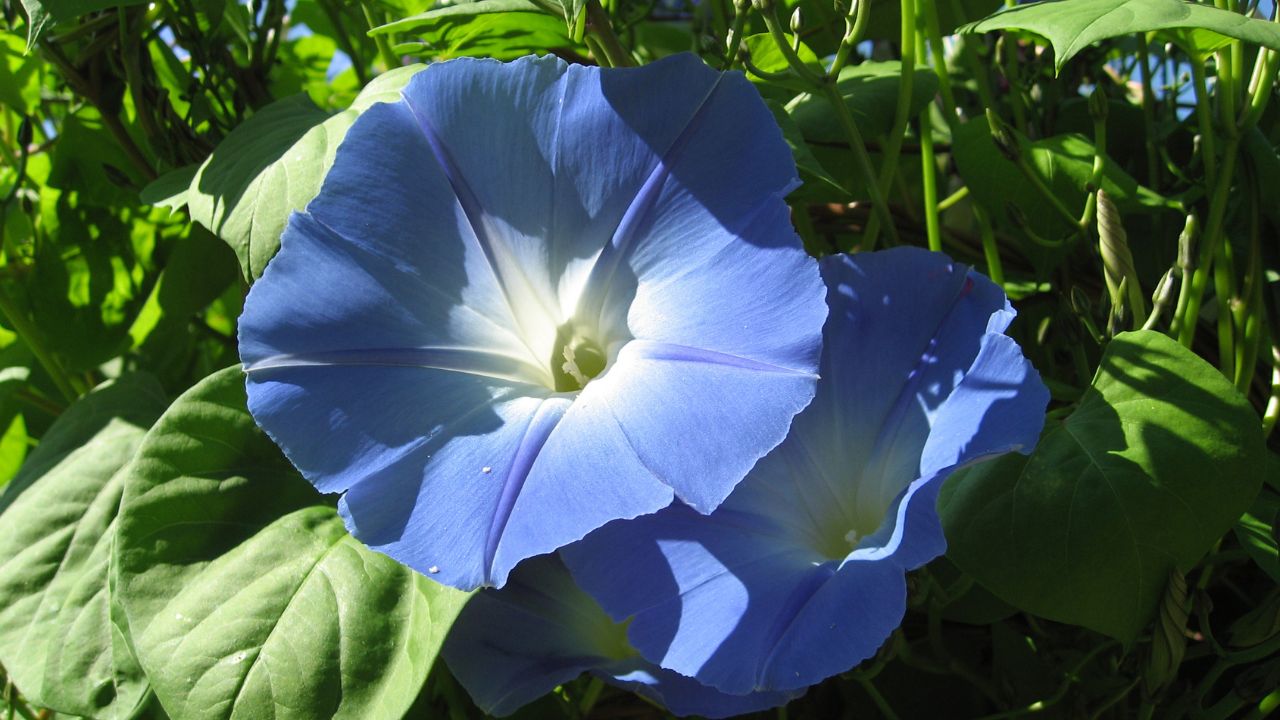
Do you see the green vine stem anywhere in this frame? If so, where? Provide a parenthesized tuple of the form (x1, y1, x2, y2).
(320, 0, 368, 85)
(1177, 135, 1239, 349)
(754, 0, 822, 85)
(828, 0, 870, 79)
(721, 0, 749, 69)
(822, 81, 901, 249)
(585, 0, 636, 68)
(1136, 34, 1161, 187)
(974, 204, 1005, 286)
(361, 1, 402, 71)
(859, 0, 916, 248)
(920, 0, 958, 122)
(915, 10, 940, 252)
(936, 186, 968, 212)
(1189, 52, 1219, 185)
(752, 0, 897, 247)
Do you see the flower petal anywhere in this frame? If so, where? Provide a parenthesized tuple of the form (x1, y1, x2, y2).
(561, 504, 825, 694)
(595, 338, 821, 513)
(731, 248, 1013, 539)
(240, 53, 824, 591)
(564, 249, 1049, 692)
(443, 554, 801, 718)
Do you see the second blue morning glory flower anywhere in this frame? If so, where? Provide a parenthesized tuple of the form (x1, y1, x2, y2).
(563, 248, 1050, 694)
(237, 53, 826, 590)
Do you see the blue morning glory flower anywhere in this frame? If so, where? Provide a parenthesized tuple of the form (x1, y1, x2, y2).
(562, 248, 1050, 694)
(442, 554, 804, 718)
(237, 53, 826, 591)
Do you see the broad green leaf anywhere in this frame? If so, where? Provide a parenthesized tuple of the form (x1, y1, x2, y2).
(951, 119, 1176, 270)
(743, 33, 824, 92)
(766, 100, 845, 196)
(786, 61, 940, 143)
(961, 0, 1280, 71)
(115, 367, 470, 720)
(373, 0, 549, 34)
(173, 66, 422, 281)
(139, 165, 198, 210)
(387, 11, 574, 60)
(0, 374, 168, 718)
(941, 331, 1266, 643)
(183, 94, 327, 282)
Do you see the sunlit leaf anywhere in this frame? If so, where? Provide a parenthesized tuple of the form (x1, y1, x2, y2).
(0, 374, 167, 718)
(962, 0, 1280, 71)
(155, 66, 422, 281)
(115, 366, 470, 720)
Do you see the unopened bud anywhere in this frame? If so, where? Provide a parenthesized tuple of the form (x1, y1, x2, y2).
(1097, 189, 1147, 326)
(1144, 570, 1190, 694)
(1097, 190, 1130, 296)
(790, 6, 803, 33)
(1177, 214, 1198, 272)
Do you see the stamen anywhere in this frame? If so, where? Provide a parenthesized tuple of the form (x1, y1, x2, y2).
(562, 346, 590, 387)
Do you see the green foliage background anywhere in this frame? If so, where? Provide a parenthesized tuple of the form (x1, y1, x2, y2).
(0, 0, 1277, 717)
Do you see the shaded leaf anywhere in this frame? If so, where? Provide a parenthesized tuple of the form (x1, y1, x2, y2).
(387, 10, 573, 60)
(373, 0, 549, 34)
(0, 374, 168, 718)
(1235, 454, 1280, 584)
(766, 100, 845, 196)
(787, 61, 939, 143)
(941, 331, 1266, 642)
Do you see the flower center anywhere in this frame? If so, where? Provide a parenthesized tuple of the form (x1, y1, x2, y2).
(550, 326, 608, 392)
